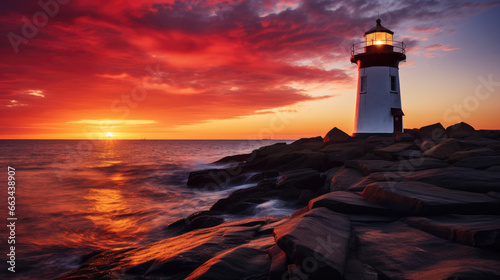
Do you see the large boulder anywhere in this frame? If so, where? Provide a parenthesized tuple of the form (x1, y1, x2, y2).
(454, 155, 500, 169)
(423, 138, 462, 160)
(446, 122, 475, 138)
(273, 208, 351, 280)
(355, 222, 500, 279)
(323, 127, 351, 143)
(373, 142, 417, 160)
(404, 215, 500, 250)
(404, 166, 500, 193)
(276, 168, 324, 191)
(308, 191, 391, 216)
(345, 159, 395, 175)
(185, 237, 274, 280)
(329, 167, 365, 192)
(362, 181, 500, 215)
(418, 123, 446, 141)
(448, 147, 497, 162)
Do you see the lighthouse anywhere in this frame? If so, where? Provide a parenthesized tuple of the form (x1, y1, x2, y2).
(350, 19, 406, 136)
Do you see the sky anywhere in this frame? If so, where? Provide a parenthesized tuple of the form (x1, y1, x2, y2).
(1, 0, 500, 139)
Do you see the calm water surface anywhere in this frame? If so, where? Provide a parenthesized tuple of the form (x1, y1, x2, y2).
(0, 140, 293, 279)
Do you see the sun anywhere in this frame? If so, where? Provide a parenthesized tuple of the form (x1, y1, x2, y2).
(106, 132, 114, 137)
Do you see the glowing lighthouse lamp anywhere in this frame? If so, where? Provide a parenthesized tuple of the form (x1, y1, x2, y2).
(350, 19, 406, 136)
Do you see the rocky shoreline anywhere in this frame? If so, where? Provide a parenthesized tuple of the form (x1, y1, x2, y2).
(59, 122, 500, 280)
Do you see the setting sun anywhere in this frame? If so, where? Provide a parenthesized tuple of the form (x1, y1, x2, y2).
(106, 132, 114, 137)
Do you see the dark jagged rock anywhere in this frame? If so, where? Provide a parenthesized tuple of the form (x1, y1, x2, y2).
(276, 168, 324, 191)
(187, 168, 247, 189)
(247, 170, 280, 183)
(448, 147, 497, 162)
(404, 166, 500, 193)
(345, 159, 395, 175)
(404, 215, 500, 250)
(213, 153, 251, 165)
(323, 127, 351, 143)
(355, 222, 500, 279)
(454, 155, 500, 169)
(330, 167, 365, 192)
(185, 237, 274, 280)
(308, 191, 392, 216)
(418, 123, 446, 141)
(274, 208, 351, 280)
(394, 132, 415, 142)
(423, 138, 461, 160)
(183, 215, 224, 232)
(362, 181, 500, 215)
(373, 142, 416, 160)
(446, 122, 475, 138)
(268, 245, 288, 280)
(290, 136, 323, 146)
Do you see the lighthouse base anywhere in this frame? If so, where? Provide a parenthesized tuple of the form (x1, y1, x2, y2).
(351, 132, 396, 138)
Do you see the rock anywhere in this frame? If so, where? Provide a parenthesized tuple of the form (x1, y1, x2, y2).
(418, 123, 446, 141)
(187, 168, 247, 189)
(167, 210, 223, 231)
(60, 216, 282, 279)
(458, 137, 499, 148)
(323, 127, 351, 143)
(274, 208, 351, 280)
(330, 167, 365, 192)
(247, 170, 280, 183)
(365, 135, 394, 145)
(276, 168, 324, 191)
(185, 237, 273, 280)
(267, 245, 288, 280)
(454, 156, 500, 169)
(290, 136, 323, 146)
(418, 140, 436, 152)
(448, 147, 496, 162)
(487, 166, 500, 172)
(404, 215, 500, 250)
(446, 122, 475, 138)
(308, 191, 391, 216)
(404, 166, 500, 193)
(394, 133, 415, 142)
(213, 153, 251, 165)
(373, 142, 416, 160)
(354, 221, 500, 279)
(362, 181, 500, 215)
(320, 142, 367, 166)
(423, 138, 462, 160)
(389, 157, 449, 173)
(183, 216, 224, 232)
(345, 159, 395, 175)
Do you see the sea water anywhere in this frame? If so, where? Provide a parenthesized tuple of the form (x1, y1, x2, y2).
(0, 139, 294, 279)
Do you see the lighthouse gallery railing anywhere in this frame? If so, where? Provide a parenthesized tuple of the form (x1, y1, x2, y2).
(350, 41, 406, 56)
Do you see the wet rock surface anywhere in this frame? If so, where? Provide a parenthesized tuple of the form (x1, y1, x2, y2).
(60, 123, 500, 280)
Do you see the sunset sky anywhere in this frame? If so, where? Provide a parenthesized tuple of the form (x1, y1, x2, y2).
(1, 0, 500, 139)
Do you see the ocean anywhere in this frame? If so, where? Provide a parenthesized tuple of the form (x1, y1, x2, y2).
(0, 139, 295, 279)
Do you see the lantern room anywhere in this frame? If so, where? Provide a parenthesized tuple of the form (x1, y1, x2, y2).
(365, 19, 393, 46)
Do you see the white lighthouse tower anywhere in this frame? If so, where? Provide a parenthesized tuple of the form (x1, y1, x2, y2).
(351, 19, 406, 136)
